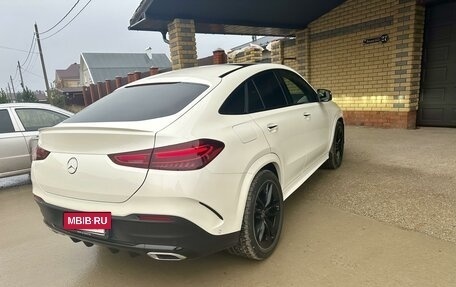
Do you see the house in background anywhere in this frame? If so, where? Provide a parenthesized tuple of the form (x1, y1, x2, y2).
(79, 52, 171, 86)
(34, 90, 47, 103)
(129, 0, 456, 128)
(55, 63, 84, 106)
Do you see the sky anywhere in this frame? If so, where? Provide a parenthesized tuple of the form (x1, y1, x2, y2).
(0, 0, 252, 92)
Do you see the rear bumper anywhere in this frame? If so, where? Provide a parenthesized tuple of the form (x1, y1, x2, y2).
(35, 197, 239, 259)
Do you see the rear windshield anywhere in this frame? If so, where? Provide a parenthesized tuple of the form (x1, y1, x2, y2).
(65, 82, 208, 123)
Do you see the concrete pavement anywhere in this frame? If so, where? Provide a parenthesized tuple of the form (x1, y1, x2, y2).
(304, 127, 456, 243)
(1, 126, 455, 286)
(1, 184, 456, 286)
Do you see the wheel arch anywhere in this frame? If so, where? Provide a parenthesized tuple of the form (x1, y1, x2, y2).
(233, 153, 282, 231)
(327, 115, 344, 152)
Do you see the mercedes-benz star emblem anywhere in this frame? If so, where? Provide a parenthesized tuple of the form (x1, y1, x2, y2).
(67, 157, 78, 174)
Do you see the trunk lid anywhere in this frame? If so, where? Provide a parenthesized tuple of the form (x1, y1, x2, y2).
(33, 122, 161, 203)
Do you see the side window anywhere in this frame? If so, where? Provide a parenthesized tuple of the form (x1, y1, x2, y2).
(15, 109, 68, 131)
(277, 70, 319, 104)
(0, 110, 15, 133)
(252, 71, 288, 110)
(246, 80, 265, 113)
(219, 80, 265, 115)
(219, 85, 244, 115)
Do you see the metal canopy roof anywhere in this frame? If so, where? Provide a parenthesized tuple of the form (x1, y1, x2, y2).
(80, 52, 171, 83)
(129, 0, 346, 36)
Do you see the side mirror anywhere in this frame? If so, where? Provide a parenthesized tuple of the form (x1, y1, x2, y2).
(317, 89, 332, 102)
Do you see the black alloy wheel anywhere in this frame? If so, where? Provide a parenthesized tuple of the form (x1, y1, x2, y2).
(323, 121, 344, 169)
(253, 180, 281, 250)
(228, 170, 283, 260)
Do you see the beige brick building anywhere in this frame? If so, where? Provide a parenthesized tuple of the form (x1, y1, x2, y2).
(130, 0, 456, 128)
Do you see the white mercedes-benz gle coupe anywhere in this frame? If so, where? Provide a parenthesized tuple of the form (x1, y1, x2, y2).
(32, 64, 344, 261)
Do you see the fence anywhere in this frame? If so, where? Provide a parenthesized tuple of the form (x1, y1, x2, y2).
(81, 49, 229, 107)
(81, 67, 169, 107)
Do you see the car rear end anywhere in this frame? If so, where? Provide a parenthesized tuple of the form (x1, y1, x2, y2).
(32, 66, 250, 260)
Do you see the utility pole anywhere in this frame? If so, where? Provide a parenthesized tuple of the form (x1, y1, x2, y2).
(17, 61, 25, 91)
(7, 83, 13, 102)
(34, 23, 51, 97)
(10, 75, 16, 98)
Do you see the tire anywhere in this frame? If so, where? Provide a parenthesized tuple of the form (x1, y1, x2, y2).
(322, 121, 344, 169)
(228, 170, 283, 260)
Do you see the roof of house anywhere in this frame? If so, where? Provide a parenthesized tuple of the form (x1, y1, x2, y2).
(129, 0, 346, 36)
(81, 52, 171, 83)
(33, 90, 47, 101)
(197, 55, 213, 66)
(56, 63, 80, 80)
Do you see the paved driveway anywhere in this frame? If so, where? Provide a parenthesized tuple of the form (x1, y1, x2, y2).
(305, 126, 456, 243)
(1, 126, 455, 287)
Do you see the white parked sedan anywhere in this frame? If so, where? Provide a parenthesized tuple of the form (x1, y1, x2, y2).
(0, 103, 72, 178)
(32, 64, 344, 260)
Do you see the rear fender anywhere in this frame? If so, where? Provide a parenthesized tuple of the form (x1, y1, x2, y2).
(327, 113, 344, 153)
(233, 153, 282, 231)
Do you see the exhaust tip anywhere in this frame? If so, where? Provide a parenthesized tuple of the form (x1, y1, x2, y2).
(83, 241, 94, 247)
(147, 252, 186, 261)
(70, 237, 81, 243)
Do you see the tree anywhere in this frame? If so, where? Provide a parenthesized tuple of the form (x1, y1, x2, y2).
(48, 88, 65, 108)
(0, 89, 9, 103)
(16, 87, 38, 103)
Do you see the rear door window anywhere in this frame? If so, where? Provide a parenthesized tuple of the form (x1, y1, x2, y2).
(15, 109, 69, 131)
(0, 109, 15, 133)
(252, 71, 288, 110)
(219, 80, 264, 115)
(66, 83, 208, 123)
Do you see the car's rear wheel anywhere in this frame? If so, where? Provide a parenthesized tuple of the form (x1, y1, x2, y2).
(323, 120, 344, 169)
(228, 170, 283, 260)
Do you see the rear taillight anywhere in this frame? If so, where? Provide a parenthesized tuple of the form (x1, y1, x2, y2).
(108, 149, 153, 169)
(33, 145, 50, 161)
(150, 139, 224, 171)
(108, 139, 224, 171)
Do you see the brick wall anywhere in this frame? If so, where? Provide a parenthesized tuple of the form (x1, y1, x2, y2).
(227, 47, 263, 63)
(277, 0, 425, 128)
(271, 39, 298, 71)
(168, 19, 198, 69)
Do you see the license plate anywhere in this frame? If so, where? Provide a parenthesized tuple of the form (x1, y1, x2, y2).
(63, 212, 112, 232)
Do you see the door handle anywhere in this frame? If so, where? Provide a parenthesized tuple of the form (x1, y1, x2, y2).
(303, 112, 311, 119)
(267, 123, 278, 132)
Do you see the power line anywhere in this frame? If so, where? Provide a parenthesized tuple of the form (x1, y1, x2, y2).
(24, 44, 38, 72)
(40, 0, 81, 34)
(22, 67, 45, 79)
(21, 33, 36, 67)
(23, 35, 37, 70)
(41, 0, 93, 41)
(0, 45, 40, 54)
